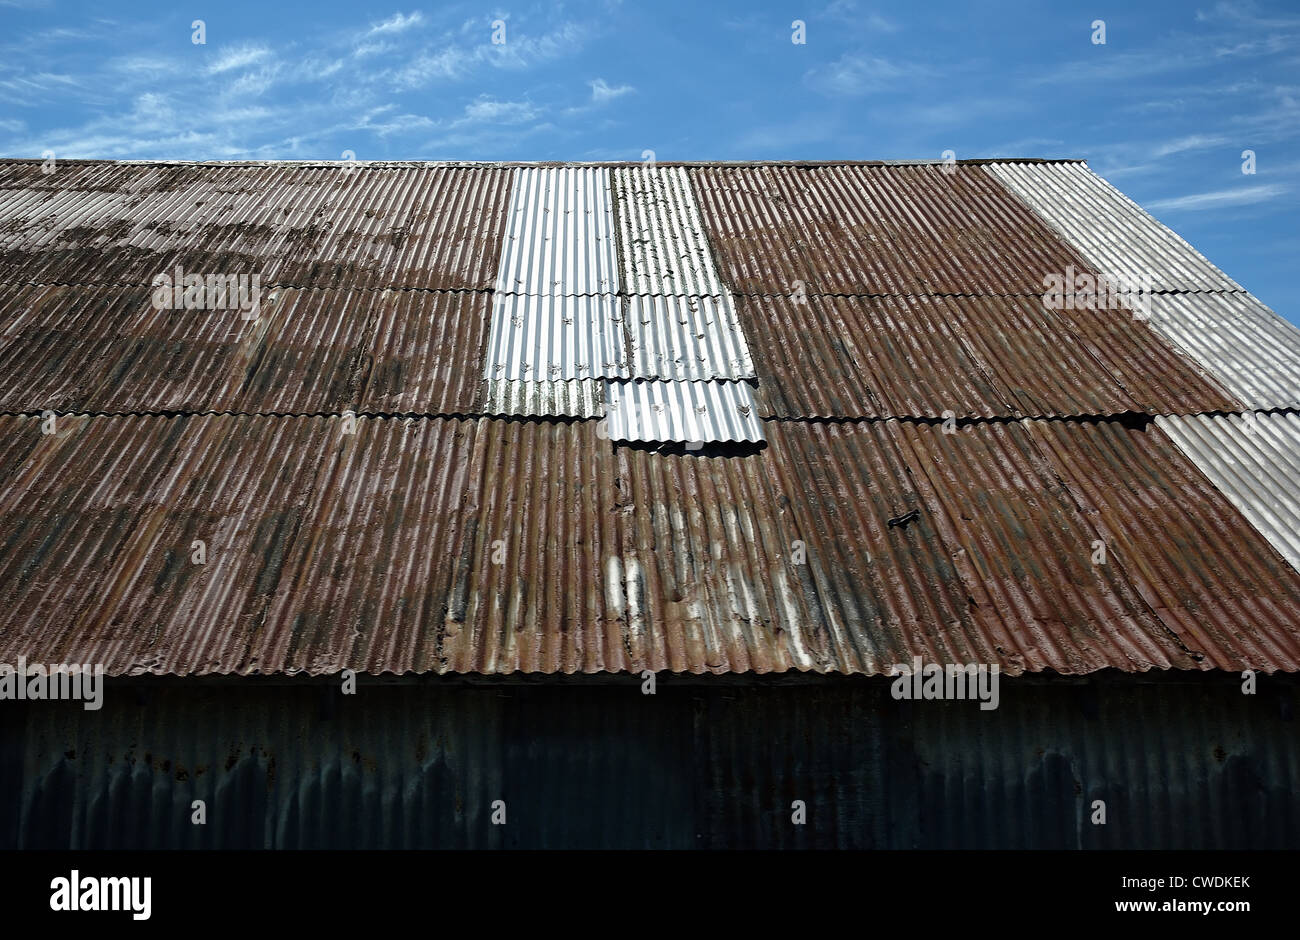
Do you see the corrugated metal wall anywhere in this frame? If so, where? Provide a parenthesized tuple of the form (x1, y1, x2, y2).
(3, 674, 1295, 849)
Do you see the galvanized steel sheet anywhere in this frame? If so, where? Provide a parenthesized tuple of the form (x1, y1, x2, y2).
(1144, 291, 1300, 410)
(604, 380, 764, 444)
(494, 166, 618, 296)
(626, 294, 753, 381)
(1157, 411, 1300, 572)
(985, 161, 1241, 293)
(484, 292, 627, 381)
(482, 379, 604, 418)
(613, 166, 728, 296)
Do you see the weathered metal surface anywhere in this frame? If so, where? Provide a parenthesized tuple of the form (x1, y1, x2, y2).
(0, 284, 491, 414)
(1144, 292, 1300, 410)
(985, 161, 1241, 292)
(688, 163, 1096, 295)
(1157, 412, 1300, 572)
(626, 295, 753, 380)
(884, 418, 1192, 674)
(1027, 417, 1300, 670)
(6, 676, 1297, 849)
(603, 379, 764, 444)
(0, 162, 513, 290)
(493, 166, 618, 296)
(2, 413, 1296, 677)
(737, 293, 1239, 419)
(483, 292, 627, 381)
(482, 379, 604, 418)
(613, 166, 728, 296)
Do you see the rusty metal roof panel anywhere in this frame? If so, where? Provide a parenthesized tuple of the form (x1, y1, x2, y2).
(0, 284, 490, 415)
(494, 166, 618, 296)
(269, 165, 514, 290)
(626, 295, 753, 381)
(484, 292, 627, 382)
(604, 380, 764, 443)
(688, 164, 1094, 295)
(984, 161, 1241, 292)
(1027, 417, 1300, 671)
(737, 294, 1237, 419)
(1145, 292, 1300, 410)
(0, 162, 512, 290)
(886, 418, 1195, 674)
(5, 413, 1297, 677)
(1156, 412, 1300, 572)
(613, 166, 727, 296)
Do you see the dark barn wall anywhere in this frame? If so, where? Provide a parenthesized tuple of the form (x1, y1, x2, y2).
(1, 673, 1295, 849)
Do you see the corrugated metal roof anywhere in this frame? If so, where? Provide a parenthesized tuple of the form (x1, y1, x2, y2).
(626, 294, 753, 380)
(0, 284, 491, 414)
(1027, 417, 1300, 670)
(0, 163, 513, 290)
(1156, 412, 1300, 571)
(1, 158, 1298, 681)
(984, 161, 1241, 293)
(603, 379, 764, 444)
(482, 379, 604, 418)
(1143, 292, 1300, 410)
(688, 164, 1096, 295)
(483, 292, 627, 381)
(736, 293, 1240, 419)
(493, 167, 618, 296)
(613, 166, 727, 296)
(2, 412, 1297, 677)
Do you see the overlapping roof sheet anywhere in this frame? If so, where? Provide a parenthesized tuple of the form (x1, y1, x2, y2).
(0, 157, 1297, 677)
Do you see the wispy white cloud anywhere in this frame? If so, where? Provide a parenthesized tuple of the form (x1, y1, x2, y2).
(805, 53, 918, 96)
(392, 20, 590, 89)
(1152, 133, 1230, 157)
(1147, 183, 1288, 211)
(206, 43, 272, 75)
(821, 0, 899, 33)
(589, 78, 633, 104)
(366, 11, 425, 36)
(456, 96, 540, 126)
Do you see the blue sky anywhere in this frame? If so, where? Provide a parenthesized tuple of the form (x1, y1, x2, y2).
(1, 0, 1297, 323)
